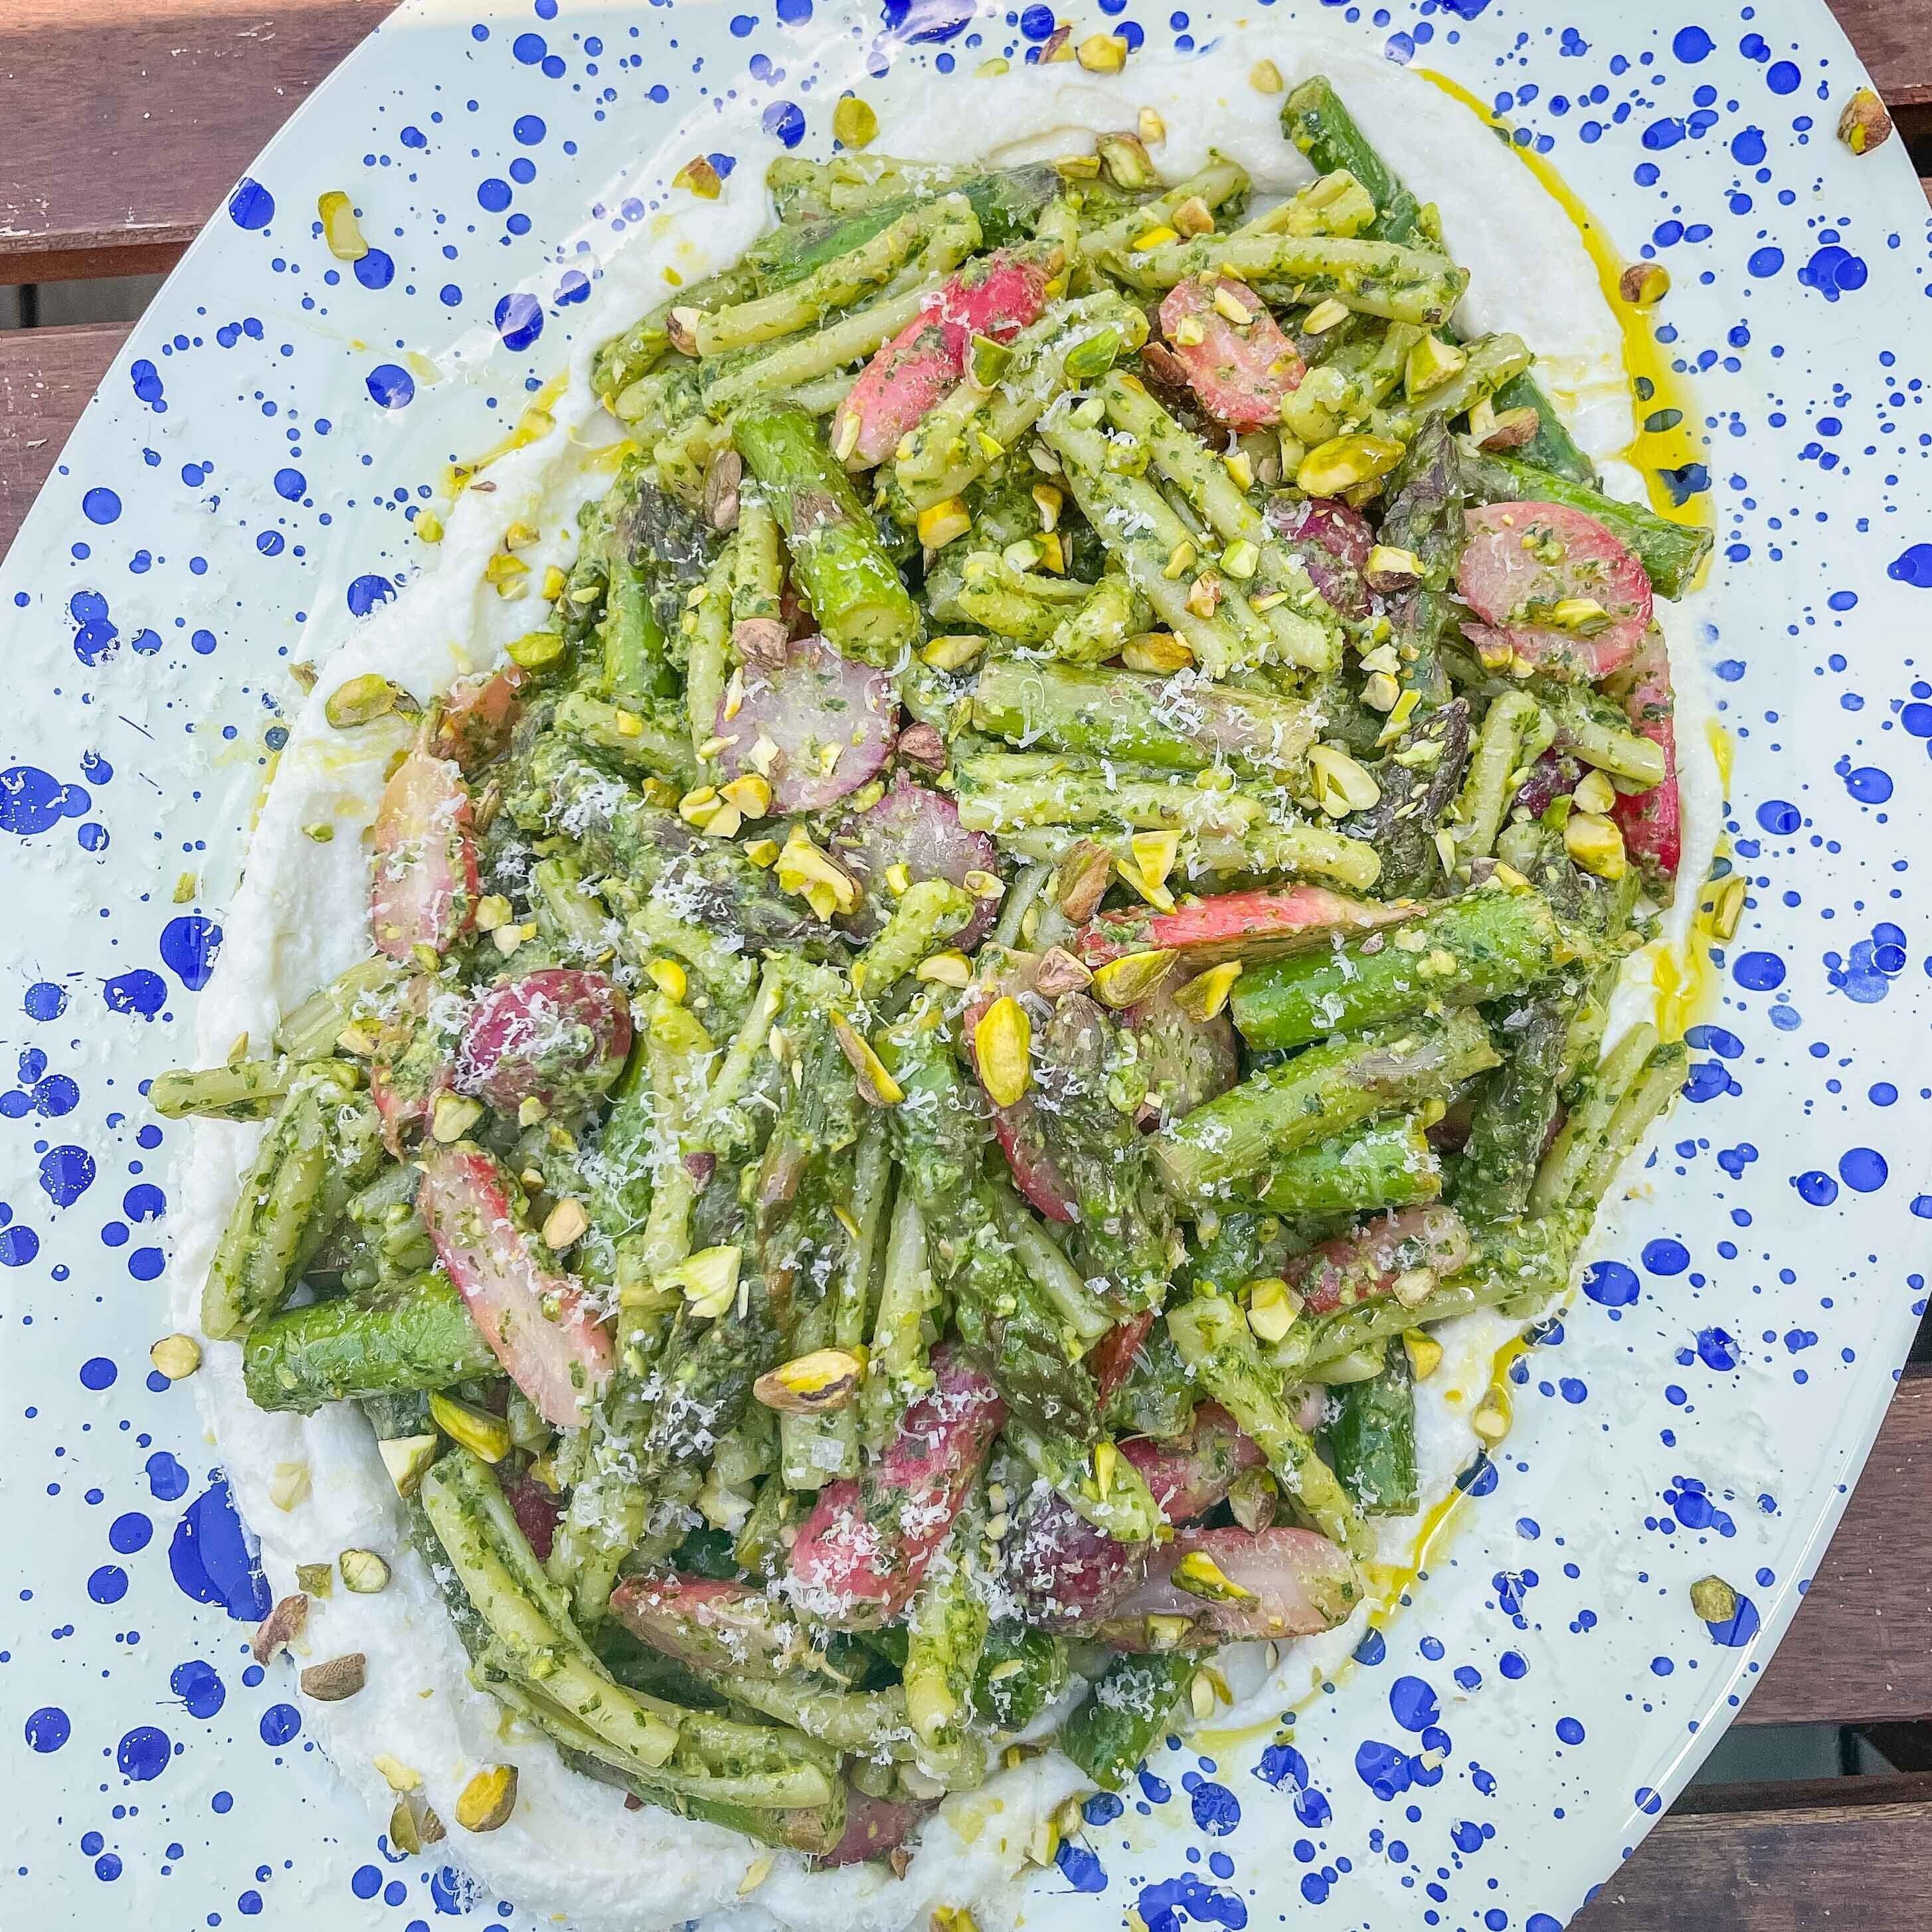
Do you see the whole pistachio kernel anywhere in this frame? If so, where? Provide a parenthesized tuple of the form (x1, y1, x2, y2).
(1837, 87, 1893, 156)
(324, 672, 408, 730)
(456, 1765, 520, 1832)
(975, 996, 1033, 1109)
(339, 1547, 392, 1595)
(149, 1332, 202, 1381)
(1690, 1575, 1740, 1626)
(833, 95, 879, 149)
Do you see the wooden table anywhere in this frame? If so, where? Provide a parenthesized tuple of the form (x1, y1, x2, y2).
(2, 4, 1928, 1923)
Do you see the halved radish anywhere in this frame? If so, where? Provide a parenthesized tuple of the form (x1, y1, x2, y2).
(609, 1574, 803, 1678)
(1076, 885, 1413, 969)
(961, 953, 1077, 1222)
(833, 776, 1000, 946)
(1088, 1310, 1156, 1407)
(832, 249, 1053, 468)
(1006, 1487, 1146, 1632)
(1266, 495, 1373, 620)
(1456, 501, 1652, 681)
(713, 632, 897, 814)
(1120, 1403, 1262, 1525)
(418, 1144, 614, 1429)
(1607, 628, 1680, 883)
(784, 1348, 1005, 1628)
(817, 1788, 936, 1869)
(370, 746, 480, 961)
(432, 665, 527, 772)
(1288, 1204, 1472, 1318)
(1156, 278, 1304, 432)
(1105, 1526, 1361, 1644)
(456, 968, 631, 1118)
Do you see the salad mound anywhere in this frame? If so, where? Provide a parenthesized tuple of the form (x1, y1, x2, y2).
(161, 73, 1710, 1872)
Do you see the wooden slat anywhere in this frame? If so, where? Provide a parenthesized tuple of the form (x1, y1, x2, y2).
(1575, 1776, 1932, 1928)
(1742, 1363, 1932, 1728)
(0, 1, 395, 282)
(0, 322, 124, 565)
(1830, 1, 1932, 110)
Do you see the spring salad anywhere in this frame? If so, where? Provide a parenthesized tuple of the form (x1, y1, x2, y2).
(159, 59, 1714, 1915)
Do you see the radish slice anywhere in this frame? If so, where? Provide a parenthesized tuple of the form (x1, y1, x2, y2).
(713, 633, 897, 814)
(432, 665, 527, 772)
(1265, 496, 1373, 620)
(1608, 628, 1680, 883)
(817, 1788, 936, 1869)
(962, 954, 1077, 1223)
(785, 1348, 1005, 1628)
(1077, 885, 1413, 970)
(1120, 1404, 1263, 1525)
(1006, 1488, 1146, 1631)
(610, 1574, 803, 1678)
(1456, 501, 1652, 681)
(500, 1466, 561, 1561)
(456, 968, 631, 1118)
(418, 1144, 614, 1429)
(1156, 278, 1304, 432)
(1089, 1310, 1156, 1407)
(1288, 1204, 1472, 1318)
(832, 250, 1052, 468)
(1106, 1527, 1361, 1643)
(370, 747, 480, 962)
(834, 776, 1000, 945)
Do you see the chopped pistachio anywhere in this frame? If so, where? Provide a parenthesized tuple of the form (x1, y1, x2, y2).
(456, 1764, 519, 1832)
(149, 1332, 202, 1381)
(833, 95, 879, 149)
(339, 1547, 393, 1595)
(269, 1461, 311, 1512)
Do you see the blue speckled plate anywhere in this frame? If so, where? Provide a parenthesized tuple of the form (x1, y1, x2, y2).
(3, 1, 1930, 1925)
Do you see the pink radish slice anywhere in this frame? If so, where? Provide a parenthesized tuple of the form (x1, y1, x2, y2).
(713, 633, 897, 814)
(817, 1789, 936, 1868)
(418, 1144, 614, 1429)
(1106, 1527, 1362, 1643)
(609, 1574, 802, 1678)
(961, 954, 1077, 1223)
(1156, 278, 1304, 432)
(832, 250, 1052, 468)
(432, 665, 527, 772)
(500, 1467, 561, 1561)
(370, 747, 480, 962)
(1006, 1487, 1147, 1631)
(1120, 1404, 1263, 1525)
(455, 968, 631, 1117)
(784, 1348, 1005, 1628)
(834, 776, 1000, 945)
(1607, 628, 1680, 882)
(1265, 495, 1373, 620)
(1077, 884, 1412, 969)
(1456, 501, 1652, 681)
(1288, 1204, 1472, 1318)
(1089, 1310, 1156, 1407)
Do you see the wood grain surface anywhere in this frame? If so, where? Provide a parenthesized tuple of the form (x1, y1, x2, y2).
(0, 1, 395, 280)
(1574, 1775, 1932, 1928)
(0, 323, 123, 552)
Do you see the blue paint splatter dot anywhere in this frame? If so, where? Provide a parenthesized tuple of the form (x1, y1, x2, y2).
(365, 363, 414, 409)
(259, 1703, 301, 1747)
(494, 291, 543, 351)
(228, 180, 275, 230)
(347, 574, 395, 617)
(1839, 1147, 1888, 1192)
(82, 487, 122, 525)
(116, 1725, 172, 1782)
(24, 1707, 70, 1752)
(159, 915, 221, 990)
(1582, 1260, 1640, 1306)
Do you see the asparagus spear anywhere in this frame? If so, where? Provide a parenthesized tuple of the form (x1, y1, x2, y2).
(1452, 690, 1553, 863)
(242, 1270, 498, 1413)
(554, 691, 700, 788)
(972, 658, 1318, 782)
(151, 1057, 300, 1122)
(203, 1063, 379, 1340)
(1244, 1114, 1443, 1216)
(733, 404, 922, 663)
(1282, 75, 1598, 487)
(1453, 994, 1574, 1224)
(1229, 885, 1568, 1051)
(1156, 1010, 1499, 1203)
(973, 1621, 1070, 1731)
(1105, 230, 1467, 326)
(904, 1492, 992, 1749)
(272, 956, 404, 1061)
(1320, 1340, 1419, 1516)
(1166, 1291, 1369, 1555)
(1059, 1651, 1194, 1791)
